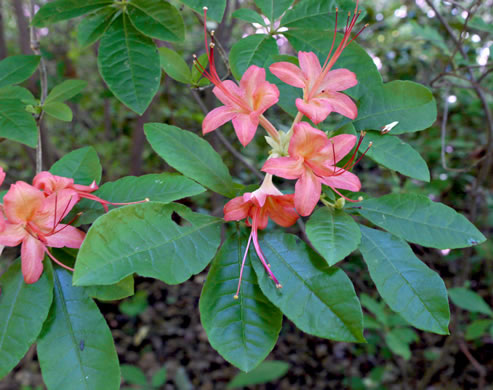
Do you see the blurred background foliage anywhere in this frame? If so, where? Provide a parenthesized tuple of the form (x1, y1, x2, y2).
(0, 0, 491, 389)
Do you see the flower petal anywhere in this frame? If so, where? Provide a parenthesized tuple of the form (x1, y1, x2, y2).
(232, 113, 258, 147)
(321, 170, 361, 192)
(239, 65, 266, 98)
(289, 121, 330, 159)
(212, 80, 244, 107)
(0, 167, 5, 187)
(252, 81, 279, 114)
(298, 52, 322, 88)
(202, 106, 237, 134)
(266, 194, 299, 227)
(319, 69, 358, 93)
(320, 91, 358, 120)
(294, 169, 321, 217)
(295, 97, 333, 125)
(262, 156, 304, 179)
(46, 225, 86, 248)
(325, 134, 357, 164)
(0, 222, 26, 246)
(33, 171, 73, 194)
(33, 189, 79, 231)
(3, 182, 45, 223)
(21, 235, 45, 284)
(269, 62, 306, 88)
(224, 196, 251, 221)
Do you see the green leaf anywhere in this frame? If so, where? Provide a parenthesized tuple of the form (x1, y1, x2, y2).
(49, 146, 102, 185)
(85, 275, 135, 301)
(385, 329, 411, 360)
(360, 293, 388, 326)
(200, 233, 282, 372)
(0, 86, 36, 104)
(151, 366, 167, 387)
(0, 260, 53, 379)
(254, 0, 293, 21)
(0, 98, 38, 147)
(77, 8, 116, 47)
(232, 8, 266, 26)
(37, 265, 120, 390)
(73, 173, 205, 225)
(466, 16, 493, 34)
(359, 132, 430, 182)
(121, 364, 148, 386)
(159, 47, 192, 84)
(283, 31, 382, 100)
(358, 193, 486, 249)
(178, 0, 226, 22)
(73, 202, 222, 286)
(252, 232, 365, 342)
(305, 207, 360, 266)
(128, 0, 185, 42)
(0, 55, 40, 88)
(98, 14, 160, 115)
(119, 290, 149, 317)
(359, 226, 450, 335)
(352, 81, 437, 134)
(465, 319, 493, 340)
(229, 34, 279, 80)
(43, 101, 73, 122)
(227, 361, 290, 388)
(448, 287, 493, 316)
(144, 123, 235, 197)
(32, 0, 113, 27)
(281, 0, 358, 30)
(45, 80, 88, 104)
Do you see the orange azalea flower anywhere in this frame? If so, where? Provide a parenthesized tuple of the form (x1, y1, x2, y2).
(223, 175, 298, 297)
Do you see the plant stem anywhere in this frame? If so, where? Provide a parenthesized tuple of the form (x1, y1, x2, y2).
(29, 0, 48, 174)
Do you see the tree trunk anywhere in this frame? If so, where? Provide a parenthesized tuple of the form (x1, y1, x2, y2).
(11, 0, 31, 55)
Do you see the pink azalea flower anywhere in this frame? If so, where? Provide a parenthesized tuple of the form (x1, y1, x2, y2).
(33, 171, 147, 212)
(0, 177, 85, 284)
(194, 8, 280, 147)
(262, 122, 369, 217)
(223, 175, 299, 297)
(269, 2, 366, 124)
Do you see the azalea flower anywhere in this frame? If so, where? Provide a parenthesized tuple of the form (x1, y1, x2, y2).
(194, 8, 280, 147)
(0, 171, 85, 283)
(223, 174, 299, 298)
(262, 122, 370, 216)
(33, 171, 148, 212)
(269, 2, 366, 124)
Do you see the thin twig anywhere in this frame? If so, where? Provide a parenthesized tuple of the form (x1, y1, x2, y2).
(439, 87, 481, 172)
(458, 339, 486, 389)
(29, 0, 48, 174)
(190, 89, 263, 180)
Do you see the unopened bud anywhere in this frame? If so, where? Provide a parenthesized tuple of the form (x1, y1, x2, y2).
(335, 197, 346, 209)
(233, 294, 239, 300)
(276, 284, 283, 289)
(211, 30, 215, 36)
(145, 198, 150, 202)
(203, 6, 208, 10)
(209, 43, 215, 48)
(381, 121, 399, 134)
(368, 142, 373, 147)
(358, 196, 364, 201)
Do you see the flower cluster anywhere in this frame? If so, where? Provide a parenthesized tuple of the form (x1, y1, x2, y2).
(196, 3, 370, 297)
(0, 169, 146, 284)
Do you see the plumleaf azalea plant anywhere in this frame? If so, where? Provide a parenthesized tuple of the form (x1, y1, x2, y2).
(0, 0, 487, 388)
